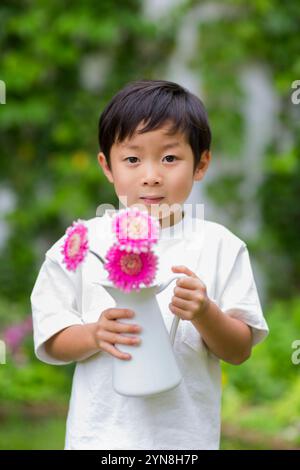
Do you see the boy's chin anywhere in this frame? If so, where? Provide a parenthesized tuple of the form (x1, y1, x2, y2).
(128, 202, 183, 228)
(131, 201, 168, 217)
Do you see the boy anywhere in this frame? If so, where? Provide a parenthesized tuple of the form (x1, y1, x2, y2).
(31, 79, 269, 450)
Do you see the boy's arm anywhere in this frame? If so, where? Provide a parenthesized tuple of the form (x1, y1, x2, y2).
(191, 303, 252, 365)
(45, 323, 100, 363)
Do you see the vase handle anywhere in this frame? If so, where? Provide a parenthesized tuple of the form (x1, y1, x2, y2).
(156, 274, 186, 295)
(156, 274, 189, 346)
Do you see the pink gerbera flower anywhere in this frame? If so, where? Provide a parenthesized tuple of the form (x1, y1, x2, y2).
(104, 243, 158, 292)
(112, 207, 160, 253)
(61, 220, 89, 271)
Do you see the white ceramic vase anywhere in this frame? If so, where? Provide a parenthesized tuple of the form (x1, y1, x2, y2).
(94, 275, 184, 397)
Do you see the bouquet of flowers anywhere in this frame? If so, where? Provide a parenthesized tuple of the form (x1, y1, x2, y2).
(61, 207, 160, 292)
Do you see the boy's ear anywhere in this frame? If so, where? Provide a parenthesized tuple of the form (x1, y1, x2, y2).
(193, 150, 211, 182)
(97, 152, 114, 184)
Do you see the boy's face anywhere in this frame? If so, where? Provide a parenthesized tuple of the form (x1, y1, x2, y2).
(98, 120, 211, 227)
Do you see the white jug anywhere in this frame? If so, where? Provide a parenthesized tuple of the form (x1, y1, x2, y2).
(93, 274, 185, 397)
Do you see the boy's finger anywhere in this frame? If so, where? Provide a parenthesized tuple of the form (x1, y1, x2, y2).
(104, 308, 134, 320)
(109, 320, 141, 334)
(171, 265, 198, 278)
(104, 342, 132, 360)
(172, 265, 206, 290)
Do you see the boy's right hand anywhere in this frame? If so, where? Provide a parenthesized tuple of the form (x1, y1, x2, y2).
(93, 308, 142, 360)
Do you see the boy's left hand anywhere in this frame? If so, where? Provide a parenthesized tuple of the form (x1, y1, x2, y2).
(169, 265, 210, 321)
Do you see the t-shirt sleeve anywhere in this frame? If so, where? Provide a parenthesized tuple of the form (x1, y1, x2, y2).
(30, 256, 84, 365)
(217, 243, 269, 346)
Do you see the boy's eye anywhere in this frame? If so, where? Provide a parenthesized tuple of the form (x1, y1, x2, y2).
(124, 155, 178, 164)
(125, 156, 138, 164)
(163, 155, 177, 163)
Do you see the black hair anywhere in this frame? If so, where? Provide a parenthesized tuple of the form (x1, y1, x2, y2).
(98, 79, 211, 173)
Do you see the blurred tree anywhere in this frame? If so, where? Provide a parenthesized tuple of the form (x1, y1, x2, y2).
(0, 0, 184, 304)
(188, 0, 300, 299)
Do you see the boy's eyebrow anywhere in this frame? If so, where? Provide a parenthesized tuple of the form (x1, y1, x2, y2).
(121, 141, 181, 151)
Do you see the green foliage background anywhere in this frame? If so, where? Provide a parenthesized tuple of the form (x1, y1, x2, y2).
(0, 0, 299, 449)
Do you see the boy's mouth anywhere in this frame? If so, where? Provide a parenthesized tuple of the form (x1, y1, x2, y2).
(140, 197, 164, 204)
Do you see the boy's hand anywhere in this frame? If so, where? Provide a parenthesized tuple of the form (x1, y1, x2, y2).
(94, 308, 142, 360)
(169, 266, 210, 321)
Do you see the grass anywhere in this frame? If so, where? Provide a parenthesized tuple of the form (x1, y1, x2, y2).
(0, 417, 66, 450)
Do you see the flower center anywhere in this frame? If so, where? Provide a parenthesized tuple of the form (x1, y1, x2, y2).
(120, 253, 142, 275)
(67, 234, 81, 257)
(122, 216, 148, 239)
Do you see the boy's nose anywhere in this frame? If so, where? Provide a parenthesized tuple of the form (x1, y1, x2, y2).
(142, 172, 163, 185)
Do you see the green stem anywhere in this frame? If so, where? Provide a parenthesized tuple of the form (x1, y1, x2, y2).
(89, 249, 105, 265)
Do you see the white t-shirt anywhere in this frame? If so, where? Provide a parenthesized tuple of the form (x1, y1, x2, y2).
(30, 210, 269, 450)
